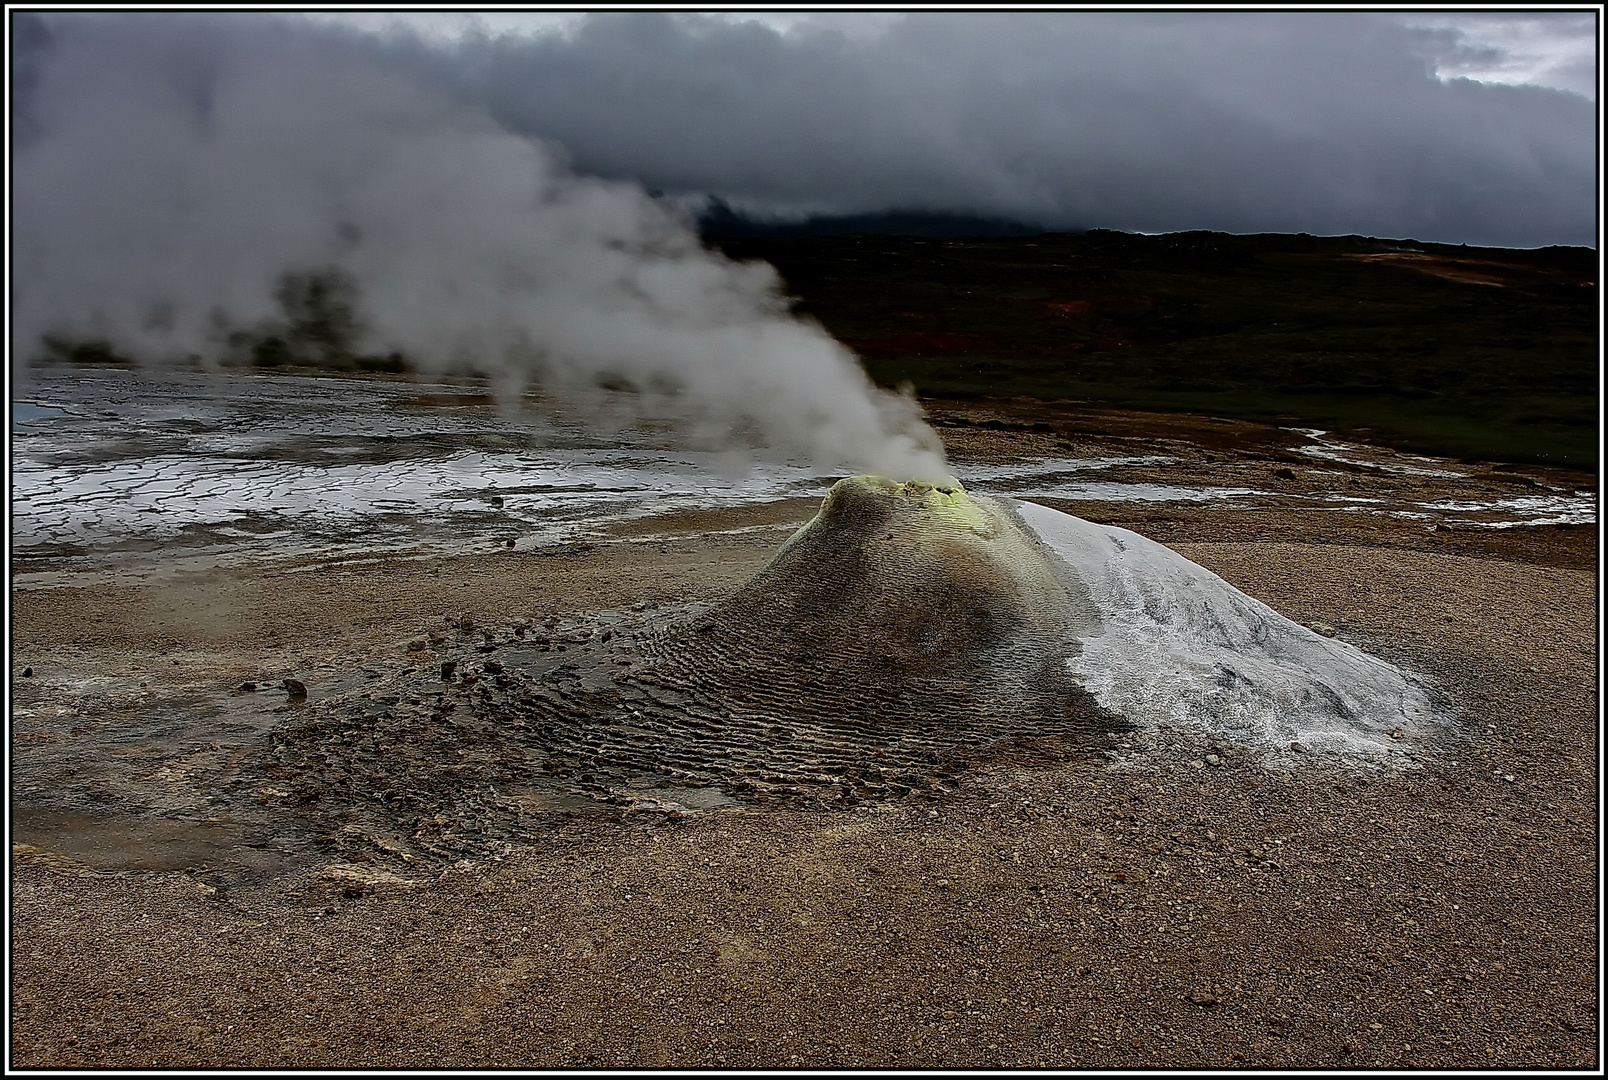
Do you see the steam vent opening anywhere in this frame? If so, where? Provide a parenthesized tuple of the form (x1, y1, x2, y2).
(268, 476, 1448, 865)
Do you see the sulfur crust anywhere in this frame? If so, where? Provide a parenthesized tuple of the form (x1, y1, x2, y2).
(811, 474, 995, 537)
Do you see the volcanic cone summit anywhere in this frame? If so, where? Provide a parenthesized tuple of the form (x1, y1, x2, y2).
(266, 475, 1448, 864)
(677, 474, 1099, 701)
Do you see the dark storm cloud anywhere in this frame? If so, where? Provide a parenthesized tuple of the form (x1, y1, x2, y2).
(400, 11, 1594, 247)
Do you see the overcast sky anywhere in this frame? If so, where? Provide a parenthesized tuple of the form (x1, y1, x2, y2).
(14, 10, 1598, 247)
(304, 8, 1598, 103)
(288, 8, 1598, 247)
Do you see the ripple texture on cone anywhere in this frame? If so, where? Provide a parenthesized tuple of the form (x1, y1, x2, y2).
(263, 476, 1447, 867)
(659, 475, 1108, 732)
(540, 476, 1124, 805)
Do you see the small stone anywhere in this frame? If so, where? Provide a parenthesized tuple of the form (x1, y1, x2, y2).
(283, 678, 307, 699)
(1205, 754, 1222, 766)
(237, 681, 258, 692)
(483, 659, 504, 674)
(1289, 742, 1305, 753)
(440, 660, 458, 681)
(1273, 467, 1297, 481)
(1309, 621, 1338, 637)
(504, 539, 515, 548)
(1187, 990, 1220, 1006)
(406, 639, 427, 652)
(935, 879, 951, 889)
(1190, 760, 1205, 769)
(20, 667, 32, 678)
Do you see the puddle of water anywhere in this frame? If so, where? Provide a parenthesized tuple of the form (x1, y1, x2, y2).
(11, 402, 70, 430)
(1418, 494, 1596, 518)
(1284, 428, 1468, 478)
(634, 786, 741, 810)
(11, 808, 297, 874)
(1294, 444, 1468, 478)
(500, 787, 611, 814)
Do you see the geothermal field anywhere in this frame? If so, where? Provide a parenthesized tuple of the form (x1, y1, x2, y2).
(9, 365, 1597, 1069)
(9, 9, 1597, 1071)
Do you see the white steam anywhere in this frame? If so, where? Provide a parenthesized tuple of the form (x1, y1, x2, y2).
(11, 14, 950, 482)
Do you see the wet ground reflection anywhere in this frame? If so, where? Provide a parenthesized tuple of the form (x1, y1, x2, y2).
(15, 368, 1593, 579)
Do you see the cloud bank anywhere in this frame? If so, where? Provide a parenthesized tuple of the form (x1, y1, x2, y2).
(1398, 13, 1597, 101)
(10, 13, 951, 482)
(398, 11, 1594, 247)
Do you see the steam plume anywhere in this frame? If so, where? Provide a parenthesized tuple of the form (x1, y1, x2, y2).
(11, 14, 950, 481)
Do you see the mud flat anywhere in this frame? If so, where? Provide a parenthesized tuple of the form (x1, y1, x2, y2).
(9, 401, 1598, 1069)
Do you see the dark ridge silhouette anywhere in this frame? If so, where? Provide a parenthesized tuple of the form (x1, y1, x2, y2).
(697, 200, 1046, 238)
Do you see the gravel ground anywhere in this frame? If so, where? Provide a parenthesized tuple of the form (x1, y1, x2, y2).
(9, 408, 1599, 1070)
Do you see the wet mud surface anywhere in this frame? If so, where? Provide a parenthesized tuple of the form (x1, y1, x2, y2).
(13, 367, 1594, 588)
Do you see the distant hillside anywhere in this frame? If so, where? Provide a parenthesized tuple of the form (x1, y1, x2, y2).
(707, 230, 1598, 469)
(36, 226, 1596, 469)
